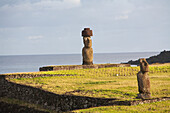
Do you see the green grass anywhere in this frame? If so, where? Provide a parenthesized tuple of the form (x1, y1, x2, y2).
(38, 65, 170, 76)
(6, 65, 170, 112)
(4, 65, 170, 77)
(83, 81, 116, 85)
(9, 68, 170, 99)
(73, 100, 170, 113)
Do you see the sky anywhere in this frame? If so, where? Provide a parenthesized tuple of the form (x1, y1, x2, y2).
(0, 0, 170, 55)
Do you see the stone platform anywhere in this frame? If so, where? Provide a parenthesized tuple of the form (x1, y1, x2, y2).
(39, 63, 130, 71)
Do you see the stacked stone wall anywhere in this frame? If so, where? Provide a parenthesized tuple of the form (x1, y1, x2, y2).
(39, 64, 130, 71)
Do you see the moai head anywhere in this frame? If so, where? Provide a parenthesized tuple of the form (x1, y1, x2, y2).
(82, 28, 93, 48)
(83, 37, 92, 48)
(139, 58, 149, 73)
(82, 28, 93, 37)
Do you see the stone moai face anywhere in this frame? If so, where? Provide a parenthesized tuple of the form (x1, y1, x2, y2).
(83, 37, 92, 48)
(140, 58, 149, 73)
(82, 28, 93, 65)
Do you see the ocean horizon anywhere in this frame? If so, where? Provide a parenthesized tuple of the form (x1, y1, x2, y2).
(0, 52, 159, 74)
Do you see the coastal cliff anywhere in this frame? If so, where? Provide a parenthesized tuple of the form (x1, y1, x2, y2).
(127, 50, 170, 65)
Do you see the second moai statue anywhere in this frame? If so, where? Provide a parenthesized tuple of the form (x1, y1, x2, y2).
(137, 58, 151, 99)
(82, 28, 93, 65)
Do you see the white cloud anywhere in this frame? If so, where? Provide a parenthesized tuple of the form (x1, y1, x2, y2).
(0, 0, 81, 12)
(122, 10, 133, 15)
(27, 35, 43, 40)
(0, 27, 28, 32)
(115, 15, 129, 20)
(32, 0, 81, 10)
(1, 0, 170, 55)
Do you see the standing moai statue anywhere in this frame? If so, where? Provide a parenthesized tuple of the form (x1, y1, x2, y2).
(137, 58, 151, 99)
(82, 28, 93, 65)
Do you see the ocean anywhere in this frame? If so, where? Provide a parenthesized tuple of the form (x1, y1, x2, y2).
(0, 52, 159, 74)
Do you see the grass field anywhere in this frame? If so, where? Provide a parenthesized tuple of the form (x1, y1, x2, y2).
(73, 100, 170, 113)
(4, 64, 170, 112)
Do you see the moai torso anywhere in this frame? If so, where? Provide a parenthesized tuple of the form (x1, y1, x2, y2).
(82, 37, 93, 65)
(82, 28, 93, 65)
(137, 58, 151, 99)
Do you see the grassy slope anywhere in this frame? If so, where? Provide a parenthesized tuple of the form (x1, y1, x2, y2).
(5, 65, 170, 112)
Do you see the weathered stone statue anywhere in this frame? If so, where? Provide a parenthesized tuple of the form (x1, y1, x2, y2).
(137, 58, 151, 99)
(82, 28, 93, 65)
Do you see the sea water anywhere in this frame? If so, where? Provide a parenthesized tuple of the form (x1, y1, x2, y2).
(0, 52, 159, 74)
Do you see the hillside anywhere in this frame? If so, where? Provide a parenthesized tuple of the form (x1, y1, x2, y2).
(127, 50, 170, 65)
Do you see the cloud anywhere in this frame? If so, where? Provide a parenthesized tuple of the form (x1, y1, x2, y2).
(115, 15, 129, 20)
(27, 35, 43, 40)
(1, 0, 170, 55)
(0, 0, 81, 12)
(0, 27, 28, 32)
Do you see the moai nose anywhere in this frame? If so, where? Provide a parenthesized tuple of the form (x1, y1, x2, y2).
(87, 38, 90, 43)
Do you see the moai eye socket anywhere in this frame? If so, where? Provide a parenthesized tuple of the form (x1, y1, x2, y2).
(87, 38, 90, 43)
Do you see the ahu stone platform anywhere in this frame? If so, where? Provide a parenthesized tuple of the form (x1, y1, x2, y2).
(39, 63, 130, 71)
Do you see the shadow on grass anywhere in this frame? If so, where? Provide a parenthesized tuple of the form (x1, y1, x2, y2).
(0, 101, 49, 113)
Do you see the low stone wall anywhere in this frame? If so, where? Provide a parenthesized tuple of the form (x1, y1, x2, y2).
(0, 75, 117, 112)
(0, 101, 48, 113)
(39, 63, 130, 71)
(0, 75, 169, 112)
(5, 74, 76, 79)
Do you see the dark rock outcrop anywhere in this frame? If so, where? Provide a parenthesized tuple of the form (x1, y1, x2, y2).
(127, 50, 170, 65)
